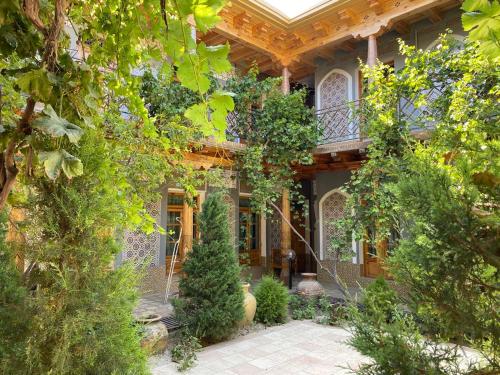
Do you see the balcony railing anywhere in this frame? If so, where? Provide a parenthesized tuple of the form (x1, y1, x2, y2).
(316, 101, 361, 145)
(225, 88, 446, 146)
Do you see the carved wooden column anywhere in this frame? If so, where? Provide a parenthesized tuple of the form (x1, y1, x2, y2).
(281, 66, 291, 94)
(280, 189, 292, 281)
(367, 34, 378, 68)
(182, 199, 193, 259)
(280, 65, 292, 282)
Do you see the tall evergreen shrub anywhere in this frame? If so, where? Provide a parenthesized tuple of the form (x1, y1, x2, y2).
(176, 192, 244, 342)
(0, 212, 29, 374)
(1, 131, 149, 374)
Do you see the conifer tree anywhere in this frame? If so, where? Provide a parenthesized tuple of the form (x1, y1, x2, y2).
(176, 192, 244, 343)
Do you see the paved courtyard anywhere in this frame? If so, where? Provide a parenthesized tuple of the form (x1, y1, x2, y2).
(149, 320, 367, 374)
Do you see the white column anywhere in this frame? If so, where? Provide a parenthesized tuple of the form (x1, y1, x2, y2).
(367, 34, 378, 68)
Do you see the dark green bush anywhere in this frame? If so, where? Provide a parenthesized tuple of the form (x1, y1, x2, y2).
(176, 193, 244, 342)
(254, 276, 289, 325)
(289, 294, 316, 320)
(0, 131, 149, 374)
(0, 214, 29, 374)
(348, 278, 480, 374)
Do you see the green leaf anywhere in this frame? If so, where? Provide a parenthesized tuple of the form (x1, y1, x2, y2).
(60, 150, 84, 178)
(177, 56, 211, 94)
(194, 4, 222, 33)
(185, 102, 210, 130)
(39, 150, 83, 180)
(16, 68, 53, 102)
(462, 0, 500, 58)
(198, 42, 232, 74)
(33, 105, 83, 144)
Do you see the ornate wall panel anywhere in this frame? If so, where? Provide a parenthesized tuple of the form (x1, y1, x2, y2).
(270, 201, 282, 250)
(318, 71, 358, 142)
(321, 192, 347, 260)
(319, 72, 348, 110)
(223, 194, 236, 246)
(122, 201, 161, 268)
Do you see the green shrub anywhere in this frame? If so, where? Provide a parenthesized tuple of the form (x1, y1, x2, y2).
(254, 276, 289, 325)
(176, 193, 244, 342)
(0, 214, 29, 374)
(289, 295, 316, 320)
(348, 277, 481, 374)
(1, 131, 149, 374)
(171, 332, 202, 372)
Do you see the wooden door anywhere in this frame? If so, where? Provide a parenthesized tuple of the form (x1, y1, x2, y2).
(363, 226, 390, 278)
(291, 212, 306, 273)
(165, 193, 199, 274)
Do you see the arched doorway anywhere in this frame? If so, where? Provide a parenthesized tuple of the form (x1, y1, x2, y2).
(319, 189, 348, 261)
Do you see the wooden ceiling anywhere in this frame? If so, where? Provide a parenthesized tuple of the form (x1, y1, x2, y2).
(198, 0, 459, 80)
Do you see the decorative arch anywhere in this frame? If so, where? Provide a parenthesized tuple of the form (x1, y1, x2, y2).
(316, 68, 353, 110)
(426, 34, 465, 50)
(318, 189, 352, 261)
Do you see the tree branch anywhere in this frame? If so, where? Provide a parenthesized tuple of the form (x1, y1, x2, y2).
(268, 199, 348, 298)
(0, 141, 19, 210)
(22, 0, 47, 34)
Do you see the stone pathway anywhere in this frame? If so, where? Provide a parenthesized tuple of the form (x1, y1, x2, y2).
(150, 320, 367, 374)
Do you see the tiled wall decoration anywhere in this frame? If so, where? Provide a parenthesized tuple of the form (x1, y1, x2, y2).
(122, 201, 161, 268)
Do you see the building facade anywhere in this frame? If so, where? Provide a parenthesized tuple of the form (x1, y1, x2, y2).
(118, 0, 466, 294)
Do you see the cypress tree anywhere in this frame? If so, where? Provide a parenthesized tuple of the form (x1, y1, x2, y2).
(177, 192, 244, 343)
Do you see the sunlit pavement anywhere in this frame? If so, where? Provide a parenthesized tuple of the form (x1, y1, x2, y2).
(149, 320, 367, 374)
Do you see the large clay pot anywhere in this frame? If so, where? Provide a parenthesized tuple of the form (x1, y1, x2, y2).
(239, 282, 256, 326)
(297, 273, 324, 297)
(137, 314, 169, 355)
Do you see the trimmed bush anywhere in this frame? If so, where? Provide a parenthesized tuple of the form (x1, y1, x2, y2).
(176, 193, 244, 343)
(254, 276, 289, 325)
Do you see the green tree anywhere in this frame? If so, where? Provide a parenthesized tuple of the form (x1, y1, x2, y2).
(176, 192, 244, 343)
(0, 0, 233, 212)
(342, 36, 499, 372)
(0, 0, 234, 372)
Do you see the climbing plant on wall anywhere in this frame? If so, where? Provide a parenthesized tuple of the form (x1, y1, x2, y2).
(225, 66, 320, 212)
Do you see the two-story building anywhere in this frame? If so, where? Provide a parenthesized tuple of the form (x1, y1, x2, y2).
(117, 0, 466, 295)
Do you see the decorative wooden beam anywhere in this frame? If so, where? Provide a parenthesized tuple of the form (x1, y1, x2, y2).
(232, 11, 251, 28)
(426, 8, 443, 23)
(251, 22, 271, 37)
(312, 21, 332, 37)
(367, 0, 384, 15)
(338, 9, 359, 26)
(281, 0, 453, 57)
(230, 48, 259, 62)
(339, 40, 356, 52)
(214, 21, 286, 61)
(393, 20, 410, 34)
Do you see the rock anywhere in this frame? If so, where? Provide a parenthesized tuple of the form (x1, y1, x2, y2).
(138, 315, 169, 355)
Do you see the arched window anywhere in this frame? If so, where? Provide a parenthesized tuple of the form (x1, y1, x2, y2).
(317, 69, 353, 110)
(316, 69, 357, 142)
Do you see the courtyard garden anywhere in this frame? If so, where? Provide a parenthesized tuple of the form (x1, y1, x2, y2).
(0, 0, 499, 374)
